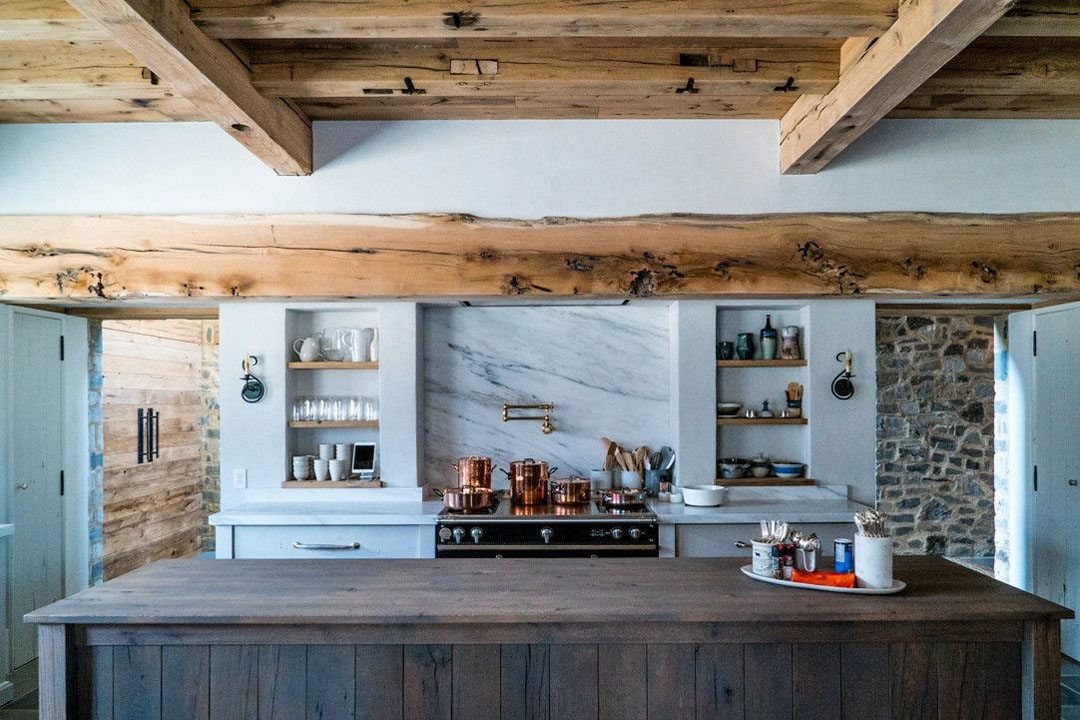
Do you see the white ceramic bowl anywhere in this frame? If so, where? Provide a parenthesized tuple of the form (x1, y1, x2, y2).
(680, 484, 728, 507)
(772, 461, 805, 478)
(717, 402, 742, 417)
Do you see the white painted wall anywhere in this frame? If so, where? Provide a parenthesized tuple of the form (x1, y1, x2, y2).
(2, 120, 1080, 216)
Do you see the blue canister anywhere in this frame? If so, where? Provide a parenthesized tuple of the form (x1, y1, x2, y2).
(834, 538, 853, 573)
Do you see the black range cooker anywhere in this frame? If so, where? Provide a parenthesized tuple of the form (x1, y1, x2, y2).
(435, 496, 659, 558)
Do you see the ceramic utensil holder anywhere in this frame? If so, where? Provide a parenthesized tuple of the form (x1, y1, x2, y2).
(589, 470, 613, 491)
(751, 540, 779, 577)
(854, 534, 893, 588)
(616, 469, 643, 489)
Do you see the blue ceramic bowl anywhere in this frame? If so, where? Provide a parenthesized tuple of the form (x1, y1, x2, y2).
(771, 462, 805, 479)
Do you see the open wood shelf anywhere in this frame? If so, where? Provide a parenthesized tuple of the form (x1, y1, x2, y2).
(716, 359, 807, 367)
(717, 477, 816, 487)
(288, 420, 379, 429)
(716, 417, 807, 426)
(288, 361, 379, 370)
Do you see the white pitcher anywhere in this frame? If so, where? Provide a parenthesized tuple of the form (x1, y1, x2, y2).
(293, 336, 320, 362)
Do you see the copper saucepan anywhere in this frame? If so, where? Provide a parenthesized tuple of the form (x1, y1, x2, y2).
(434, 486, 498, 512)
(550, 477, 591, 505)
(451, 455, 494, 488)
(599, 488, 647, 507)
(504, 458, 557, 506)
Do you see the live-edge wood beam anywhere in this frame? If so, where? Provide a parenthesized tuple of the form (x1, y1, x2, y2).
(779, 0, 1016, 174)
(64, 0, 312, 175)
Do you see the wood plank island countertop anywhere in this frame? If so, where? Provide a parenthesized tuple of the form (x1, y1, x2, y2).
(28, 557, 1072, 720)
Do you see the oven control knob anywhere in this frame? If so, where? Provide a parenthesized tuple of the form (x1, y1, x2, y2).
(629, 527, 644, 541)
(540, 527, 553, 544)
(611, 528, 624, 541)
(470, 527, 484, 544)
(439, 527, 452, 542)
(452, 527, 465, 544)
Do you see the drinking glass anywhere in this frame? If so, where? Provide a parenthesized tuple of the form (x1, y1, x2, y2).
(348, 396, 362, 421)
(317, 396, 332, 421)
(332, 397, 346, 421)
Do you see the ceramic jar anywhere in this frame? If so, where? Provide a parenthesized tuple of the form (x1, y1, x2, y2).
(760, 314, 778, 360)
(736, 333, 755, 360)
(781, 325, 801, 360)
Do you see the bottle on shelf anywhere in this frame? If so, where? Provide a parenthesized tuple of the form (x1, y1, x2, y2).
(760, 314, 778, 360)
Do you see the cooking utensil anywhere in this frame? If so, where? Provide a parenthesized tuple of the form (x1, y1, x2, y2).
(434, 486, 498, 512)
(648, 451, 662, 471)
(599, 487, 647, 507)
(505, 458, 556, 505)
(854, 508, 889, 537)
(661, 446, 676, 471)
(550, 477, 591, 505)
(451, 455, 494, 488)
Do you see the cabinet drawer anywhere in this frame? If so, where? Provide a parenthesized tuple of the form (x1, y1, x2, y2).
(233, 525, 423, 559)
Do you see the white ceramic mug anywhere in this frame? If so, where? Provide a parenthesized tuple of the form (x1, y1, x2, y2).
(313, 459, 330, 482)
(751, 539, 779, 577)
(293, 337, 320, 362)
(854, 534, 894, 589)
(329, 459, 348, 482)
(335, 443, 352, 462)
(318, 444, 334, 461)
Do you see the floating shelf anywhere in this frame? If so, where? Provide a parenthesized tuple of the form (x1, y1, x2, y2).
(288, 420, 379, 429)
(716, 417, 807, 426)
(281, 480, 382, 489)
(288, 361, 379, 370)
(717, 477, 816, 487)
(716, 359, 807, 368)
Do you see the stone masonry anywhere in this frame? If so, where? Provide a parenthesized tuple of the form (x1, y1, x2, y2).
(876, 315, 996, 558)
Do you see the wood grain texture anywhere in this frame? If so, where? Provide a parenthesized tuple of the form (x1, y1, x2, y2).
(501, 644, 549, 720)
(452, 645, 500, 720)
(307, 645, 355, 720)
(258, 645, 306, 720)
(102, 320, 207, 580)
(598, 644, 646, 720)
(113, 645, 162, 720)
(1023, 619, 1061, 720)
(37, 625, 71, 720)
(780, 0, 1017, 174)
(695, 644, 744, 720)
(0, 40, 169, 100)
(76, 644, 113, 720)
(647, 644, 695, 720)
(63, 0, 311, 174)
(549, 645, 598, 719)
(744, 643, 792, 720)
(403, 645, 452, 720)
(356, 645, 403, 720)
(791, 643, 841, 720)
(162, 646, 210, 720)
(249, 38, 840, 98)
(209, 645, 258, 720)
(8, 212, 1080, 301)
(188, 0, 899, 40)
(841, 644, 891, 720)
(0, 0, 106, 40)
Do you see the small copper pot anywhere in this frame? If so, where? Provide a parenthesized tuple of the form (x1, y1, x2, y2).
(434, 486, 498, 512)
(550, 477, 591, 505)
(505, 458, 556, 506)
(452, 455, 493, 488)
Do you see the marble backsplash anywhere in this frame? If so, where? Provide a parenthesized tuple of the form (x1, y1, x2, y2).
(423, 305, 670, 486)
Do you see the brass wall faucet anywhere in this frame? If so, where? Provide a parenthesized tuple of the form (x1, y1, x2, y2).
(502, 403, 555, 434)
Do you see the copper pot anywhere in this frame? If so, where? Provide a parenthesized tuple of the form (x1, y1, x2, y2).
(505, 458, 557, 506)
(452, 455, 493, 488)
(550, 477, 591, 505)
(434, 486, 498, 512)
(599, 487, 647, 507)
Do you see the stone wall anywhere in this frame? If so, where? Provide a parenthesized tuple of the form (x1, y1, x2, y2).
(876, 315, 996, 557)
(199, 320, 220, 552)
(87, 320, 104, 586)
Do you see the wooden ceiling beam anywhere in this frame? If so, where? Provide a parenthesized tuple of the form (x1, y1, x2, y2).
(915, 37, 1080, 96)
(0, 40, 174, 100)
(986, 0, 1080, 36)
(189, 0, 899, 41)
(0, 96, 204, 122)
(65, 0, 312, 175)
(779, 0, 1016, 174)
(3, 213, 1080, 301)
(0, 0, 106, 41)
(249, 39, 840, 99)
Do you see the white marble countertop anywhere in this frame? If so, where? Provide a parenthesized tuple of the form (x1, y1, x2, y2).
(0, 523, 12, 538)
(210, 501, 443, 526)
(646, 498, 867, 525)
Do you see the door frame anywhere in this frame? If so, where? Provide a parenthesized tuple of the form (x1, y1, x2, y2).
(0, 305, 89, 679)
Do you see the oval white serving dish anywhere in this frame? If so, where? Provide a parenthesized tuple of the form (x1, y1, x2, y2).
(739, 565, 906, 595)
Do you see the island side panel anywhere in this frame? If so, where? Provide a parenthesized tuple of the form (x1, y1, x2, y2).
(49, 634, 1045, 720)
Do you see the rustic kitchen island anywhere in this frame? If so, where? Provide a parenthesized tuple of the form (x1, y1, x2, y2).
(28, 556, 1071, 720)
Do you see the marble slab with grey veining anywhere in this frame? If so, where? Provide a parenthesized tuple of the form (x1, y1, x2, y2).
(423, 305, 670, 486)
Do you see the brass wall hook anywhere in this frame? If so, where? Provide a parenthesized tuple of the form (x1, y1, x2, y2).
(503, 403, 555, 434)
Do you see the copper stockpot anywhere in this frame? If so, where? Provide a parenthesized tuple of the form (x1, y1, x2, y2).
(452, 455, 494, 488)
(434, 486, 498, 512)
(550, 477, 591, 505)
(504, 458, 557, 506)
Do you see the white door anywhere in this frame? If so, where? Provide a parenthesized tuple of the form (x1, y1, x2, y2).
(1033, 307, 1080, 658)
(9, 311, 65, 668)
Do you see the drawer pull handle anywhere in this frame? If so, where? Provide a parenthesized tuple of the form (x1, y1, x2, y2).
(292, 541, 361, 550)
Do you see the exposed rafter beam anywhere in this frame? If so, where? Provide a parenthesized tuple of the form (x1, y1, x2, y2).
(779, 0, 1016, 174)
(189, 0, 899, 40)
(65, 0, 312, 175)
